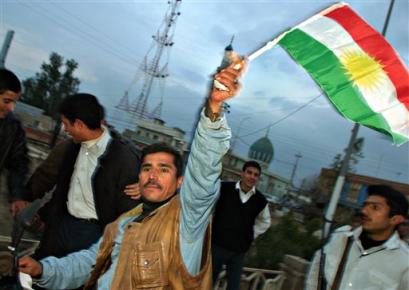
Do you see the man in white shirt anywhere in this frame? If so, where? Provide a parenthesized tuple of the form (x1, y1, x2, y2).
(305, 184, 409, 290)
(32, 93, 141, 265)
(212, 160, 271, 290)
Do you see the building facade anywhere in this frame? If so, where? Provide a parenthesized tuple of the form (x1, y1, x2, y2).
(318, 168, 409, 209)
(122, 118, 187, 151)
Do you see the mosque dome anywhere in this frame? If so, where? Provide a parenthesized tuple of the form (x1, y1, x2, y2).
(248, 136, 274, 165)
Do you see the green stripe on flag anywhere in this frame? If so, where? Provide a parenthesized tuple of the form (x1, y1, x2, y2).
(278, 29, 405, 144)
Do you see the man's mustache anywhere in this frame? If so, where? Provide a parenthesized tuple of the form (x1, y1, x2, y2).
(143, 180, 162, 189)
(359, 212, 371, 221)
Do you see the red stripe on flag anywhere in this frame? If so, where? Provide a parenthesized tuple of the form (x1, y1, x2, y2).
(325, 5, 409, 110)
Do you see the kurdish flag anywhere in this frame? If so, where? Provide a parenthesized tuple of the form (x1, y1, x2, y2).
(277, 2, 409, 145)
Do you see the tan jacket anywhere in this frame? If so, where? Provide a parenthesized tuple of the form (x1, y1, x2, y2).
(84, 196, 212, 290)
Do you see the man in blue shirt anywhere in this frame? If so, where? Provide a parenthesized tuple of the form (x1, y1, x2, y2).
(19, 59, 247, 289)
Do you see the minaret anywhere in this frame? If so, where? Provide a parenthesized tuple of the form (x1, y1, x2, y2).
(116, 0, 182, 128)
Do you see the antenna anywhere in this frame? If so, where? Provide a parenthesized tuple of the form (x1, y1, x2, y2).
(115, 0, 182, 129)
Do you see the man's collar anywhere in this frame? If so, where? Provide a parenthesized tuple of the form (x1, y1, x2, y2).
(353, 226, 402, 250)
(81, 125, 110, 150)
(235, 180, 256, 195)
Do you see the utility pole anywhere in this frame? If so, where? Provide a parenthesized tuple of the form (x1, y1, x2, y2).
(323, 0, 396, 238)
(290, 153, 302, 186)
(0, 30, 14, 68)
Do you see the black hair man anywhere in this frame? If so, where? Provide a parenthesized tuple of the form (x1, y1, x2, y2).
(0, 68, 29, 217)
(305, 184, 409, 290)
(19, 57, 247, 289)
(212, 160, 271, 289)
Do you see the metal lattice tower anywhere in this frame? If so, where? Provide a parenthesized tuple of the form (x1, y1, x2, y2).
(116, 0, 182, 128)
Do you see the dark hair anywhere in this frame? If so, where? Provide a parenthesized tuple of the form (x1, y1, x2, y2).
(0, 69, 21, 94)
(242, 160, 261, 174)
(367, 184, 408, 217)
(140, 142, 184, 177)
(58, 93, 105, 130)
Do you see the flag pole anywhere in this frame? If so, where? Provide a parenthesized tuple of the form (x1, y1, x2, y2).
(322, 0, 396, 238)
(247, 32, 287, 62)
(323, 123, 360, 237)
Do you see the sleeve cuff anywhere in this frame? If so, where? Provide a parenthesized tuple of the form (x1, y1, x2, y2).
(200, 108, 226, 130)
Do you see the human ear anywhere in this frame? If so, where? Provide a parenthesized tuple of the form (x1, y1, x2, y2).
(176, 176, 184, 189)
(390, 215, 404, 226)
(74, 119, 86, 129)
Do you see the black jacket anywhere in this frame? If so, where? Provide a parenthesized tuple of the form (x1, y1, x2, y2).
(0, 113, 29, 201)
(36, 129, 141, 258)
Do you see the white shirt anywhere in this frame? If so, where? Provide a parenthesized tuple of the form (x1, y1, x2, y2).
(305, 226, 409, 290)
(235, 181, 271, 239)
(67, 126, 111, 219)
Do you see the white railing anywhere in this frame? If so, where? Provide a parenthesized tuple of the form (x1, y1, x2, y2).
(214, 267, 285, 290)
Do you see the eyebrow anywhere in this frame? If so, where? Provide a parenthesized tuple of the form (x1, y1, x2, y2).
(363, 201, 385, 206)
(141, 163, 173, 169)
(3, 98, 16, 102)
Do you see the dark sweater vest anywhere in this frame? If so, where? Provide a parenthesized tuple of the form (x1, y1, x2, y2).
(212, 181, 267, 253)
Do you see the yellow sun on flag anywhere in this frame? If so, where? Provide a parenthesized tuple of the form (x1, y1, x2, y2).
(341, 50, 386, 91)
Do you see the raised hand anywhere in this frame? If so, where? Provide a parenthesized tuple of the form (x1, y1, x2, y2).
(209, 58, 247, 114)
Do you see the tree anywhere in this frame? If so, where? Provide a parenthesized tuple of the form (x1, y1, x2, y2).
(300, 174, 320, 198)
(21, 52, 80, 120)
(246, 214, 321, 270)
(330, 138, 364, 173)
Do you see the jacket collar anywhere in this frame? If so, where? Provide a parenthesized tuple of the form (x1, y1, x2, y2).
(352, 226, 402, 250)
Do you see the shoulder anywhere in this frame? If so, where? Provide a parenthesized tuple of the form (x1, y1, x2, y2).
(393, 233, 409, 254)
(387, 238, 409, 268)
(56, 138, 74, 152)
(333, 225, 353, 234)
(322, 226, 354, 250)
(108, 130, 141, 158)
(399, 240, 409, 253)
(221, 181, 236, 190)
(63, 139, 80, 156)
(3, 113, 23, 130)
(327, 225, 353, 242)
(221, 181, 235, 186)
(122, 203, 143, 218)
(255, 189, 268, 202)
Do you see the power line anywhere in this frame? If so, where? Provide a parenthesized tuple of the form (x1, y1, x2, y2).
(15, 0, 140, 67)
(46, 0, 139, 59)
(239, 93, 323, 138)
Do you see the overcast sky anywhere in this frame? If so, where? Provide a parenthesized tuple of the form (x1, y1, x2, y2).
(1, 0, 408, 186)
